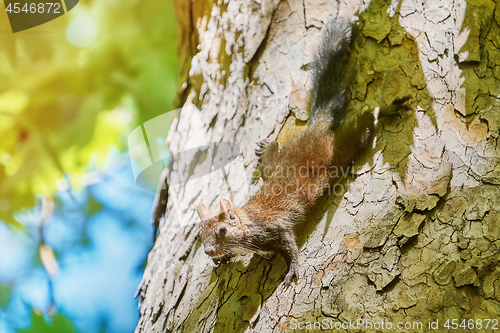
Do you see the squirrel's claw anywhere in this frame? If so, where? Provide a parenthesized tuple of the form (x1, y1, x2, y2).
(255, 138, 271, 158)
(282, 266, 299, 287)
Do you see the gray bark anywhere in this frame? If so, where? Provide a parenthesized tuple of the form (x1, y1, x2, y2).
(135, 0, 500, 332)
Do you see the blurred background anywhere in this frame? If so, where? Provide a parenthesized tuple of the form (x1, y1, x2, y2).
(0, 0, 178, 332)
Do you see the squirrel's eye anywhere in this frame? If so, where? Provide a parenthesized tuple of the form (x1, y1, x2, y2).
(218, 226, 227, 235)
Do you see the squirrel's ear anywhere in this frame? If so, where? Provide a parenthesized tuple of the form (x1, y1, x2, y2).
(196, 203, 210, 220)
(220, 197, 236, 219)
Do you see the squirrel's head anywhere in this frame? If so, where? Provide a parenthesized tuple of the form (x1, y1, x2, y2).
(196, 197, 244, 258)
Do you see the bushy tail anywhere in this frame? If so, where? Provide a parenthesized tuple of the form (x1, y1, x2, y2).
(310, 18, 352, 129)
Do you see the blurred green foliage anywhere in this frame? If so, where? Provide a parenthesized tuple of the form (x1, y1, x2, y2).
(19, 312, 77, 333)
(0, 0, 178, 225)
(0, 282, 11, 308)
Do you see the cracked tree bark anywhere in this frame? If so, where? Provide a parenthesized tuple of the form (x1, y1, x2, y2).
(135, 0, 500, 332)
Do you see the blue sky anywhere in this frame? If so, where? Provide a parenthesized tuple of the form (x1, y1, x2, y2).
(0, 160, 155, 333)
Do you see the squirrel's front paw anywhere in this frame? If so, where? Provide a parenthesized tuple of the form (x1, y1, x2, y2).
(213, 253, 235, 266)
(255, 138, 271, 158)
(282, 266, 299, 287)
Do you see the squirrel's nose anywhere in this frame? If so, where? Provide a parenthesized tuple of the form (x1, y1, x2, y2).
(205, 248, 215, 256)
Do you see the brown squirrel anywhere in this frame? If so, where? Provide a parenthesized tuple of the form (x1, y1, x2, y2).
(196, 18, 409, 286)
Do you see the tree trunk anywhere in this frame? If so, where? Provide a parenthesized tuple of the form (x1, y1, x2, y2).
(135, 0, 500, 332)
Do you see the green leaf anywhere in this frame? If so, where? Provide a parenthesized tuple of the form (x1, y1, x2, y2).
(19, 311, 77, 333)
(86, 193, 103, 216)
(0, 283, 13, 309)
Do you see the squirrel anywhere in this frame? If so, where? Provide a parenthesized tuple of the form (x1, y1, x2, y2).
(195, 18, 409, 286)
